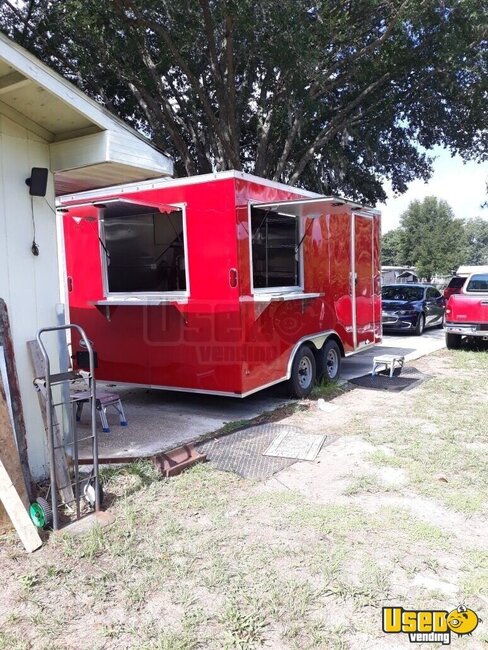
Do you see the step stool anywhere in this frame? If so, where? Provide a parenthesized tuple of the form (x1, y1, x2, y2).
(72, 390, 127, 433)
(372, 354, 405, 378)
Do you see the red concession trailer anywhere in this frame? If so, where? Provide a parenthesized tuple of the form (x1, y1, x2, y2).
(60, 171, 381, 398)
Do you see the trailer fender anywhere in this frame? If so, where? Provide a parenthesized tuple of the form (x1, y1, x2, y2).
(285, 331, 344, 379)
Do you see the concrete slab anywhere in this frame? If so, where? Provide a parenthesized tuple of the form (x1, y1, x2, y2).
(76, 329, 445, 461)
(77, 384, 289, 461)
(341, 328, 445, 380)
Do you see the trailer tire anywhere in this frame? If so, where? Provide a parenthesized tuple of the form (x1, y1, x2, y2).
(316, 339, 342, 382)
(288, 345, 316, 399)
(446, 332, 462, 350)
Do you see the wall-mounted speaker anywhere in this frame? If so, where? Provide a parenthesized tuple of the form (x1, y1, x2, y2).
(25, 167, 49, 197)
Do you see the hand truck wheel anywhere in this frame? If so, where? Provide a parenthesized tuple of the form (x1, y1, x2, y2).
(29, 497, 53, 529)
(83, 479, 104, 509)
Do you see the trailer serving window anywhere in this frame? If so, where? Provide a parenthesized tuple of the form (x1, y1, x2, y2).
(251, 206, 300, 290)
(101, 201, 187, 295)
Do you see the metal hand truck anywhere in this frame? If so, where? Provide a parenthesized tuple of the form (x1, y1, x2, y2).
(30, 324, 101, 531)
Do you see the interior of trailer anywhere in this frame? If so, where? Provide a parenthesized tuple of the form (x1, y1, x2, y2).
(100, 200, 187, 296)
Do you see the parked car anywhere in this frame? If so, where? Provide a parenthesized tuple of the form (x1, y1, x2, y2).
(443, 265, 488, 300)
(382, 284, 445, 335)
(444, 272, 488, 349)
(443, 275, 467, 300)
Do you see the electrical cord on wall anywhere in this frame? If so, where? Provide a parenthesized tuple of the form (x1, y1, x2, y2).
(31, 195, 67, 256)
(31, 196, 39, 256)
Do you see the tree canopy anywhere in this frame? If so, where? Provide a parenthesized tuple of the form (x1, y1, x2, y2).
(463, 217, 488, 265)
(382, 200, 488, 272)
(381, 229, 403, 266)
(382, 197, 466, 279)
(1, 1, 487, 202)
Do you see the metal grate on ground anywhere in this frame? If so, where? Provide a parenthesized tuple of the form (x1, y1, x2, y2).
(263, 430, 326, 461)
(348, 366, 430, 392)
(197, 423, 310, 480)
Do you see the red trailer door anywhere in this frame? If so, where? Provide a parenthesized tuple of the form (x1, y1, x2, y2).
(353, 214, 375, 348)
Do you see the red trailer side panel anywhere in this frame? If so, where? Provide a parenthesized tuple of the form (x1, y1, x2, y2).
(62, 172, 381, 396)
(64, 177, 245, 393)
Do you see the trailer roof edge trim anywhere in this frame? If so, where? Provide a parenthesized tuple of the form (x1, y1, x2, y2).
(56, 170, 322, 206)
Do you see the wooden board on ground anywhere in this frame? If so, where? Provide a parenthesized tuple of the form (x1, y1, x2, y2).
(0, 457, 42, 552)
(0, 299, 32, 502)
(27, 340, 74, 506)
(0, 373, 30, 534)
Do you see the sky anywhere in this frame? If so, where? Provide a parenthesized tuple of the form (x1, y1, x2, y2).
(378, 146, 488, 233)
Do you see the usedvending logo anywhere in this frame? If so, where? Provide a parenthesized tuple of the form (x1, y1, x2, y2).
(382, 605, 481, 645)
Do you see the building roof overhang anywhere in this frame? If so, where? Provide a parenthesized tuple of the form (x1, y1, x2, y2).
(0, 33, 173, 194)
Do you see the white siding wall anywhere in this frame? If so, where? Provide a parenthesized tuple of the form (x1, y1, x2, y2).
(0, 112, 60, 479)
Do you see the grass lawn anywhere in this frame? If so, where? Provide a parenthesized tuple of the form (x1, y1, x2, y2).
(0, 349, 487, 649)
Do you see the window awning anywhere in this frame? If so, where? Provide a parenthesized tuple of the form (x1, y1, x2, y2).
(252, 196, 376, 218)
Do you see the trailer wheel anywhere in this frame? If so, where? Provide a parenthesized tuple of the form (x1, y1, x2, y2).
(446, 332, 462, 349)
(288, 346, 316, 398)
(316, 339, 342, 382)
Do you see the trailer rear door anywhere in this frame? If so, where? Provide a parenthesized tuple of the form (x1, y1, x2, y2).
(353, 213, 375, 348)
